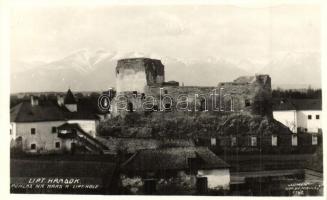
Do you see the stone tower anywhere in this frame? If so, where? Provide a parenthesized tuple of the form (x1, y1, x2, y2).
(116, 58, 165, 93)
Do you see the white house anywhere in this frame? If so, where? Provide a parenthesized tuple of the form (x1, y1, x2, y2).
(120, 147, 230, 194)
(273, 99, 322, 134)
(10, 89, 101, 153)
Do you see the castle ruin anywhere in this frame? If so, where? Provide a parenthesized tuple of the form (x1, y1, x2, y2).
(111, 58, 272, 117)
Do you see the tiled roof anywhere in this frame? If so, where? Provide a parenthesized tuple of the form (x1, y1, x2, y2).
(10, 101, 66, 122)
(291, 99, 322, 110)
(65, 112, 99, 120)
(272, 99, 296, 111)
(121, 147, 229, 172)
(273, 99, 322, 111)
(10, 100, 98, 122)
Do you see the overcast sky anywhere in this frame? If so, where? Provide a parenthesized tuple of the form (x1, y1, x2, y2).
(11, 4, 320, 63)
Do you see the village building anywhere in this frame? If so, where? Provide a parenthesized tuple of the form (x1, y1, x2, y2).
(10, 89, 107, 153)
(120, 147, 230, 194)
(273, 99, 322, 134)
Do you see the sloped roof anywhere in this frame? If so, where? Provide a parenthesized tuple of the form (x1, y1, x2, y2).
(291, 99, 322, 110)
(64, 89, 77, 104)
(65, 112, 99, 120)
(10, 99, 98, 122)
(57, 122, 81, 130)
(57, 123, 109, 150)
(121, 147, 229, 172)
(273, 99, 321, 111)
(10, 101, 66, 122)
(272, 99, 296, 111)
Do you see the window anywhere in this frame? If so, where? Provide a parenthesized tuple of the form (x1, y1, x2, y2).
(31, 128, 36, 135)
(251, 136, 257, 147)
(308, 115, 312, 120)
(30, 143, 36, 150)
(312, 135, 318, 145)
(316, 115, 320, 120)
(164, 90, 168, 94)
(292, 135, 298, 146)
(245, 99, 251, 107)
(211, 138, 216, 146)
(52, 127, 57, 133)
(272, 135, 278, 146)
(231, 137, 237, 147)
(55, 142, 61, 148)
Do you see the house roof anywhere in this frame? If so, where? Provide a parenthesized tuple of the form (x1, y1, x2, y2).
(57, 122, 81, 130)
(272, 99, 296, 111)
(291, 99, 322, 110)
(64, 89, 77, 104)
(10, 100, 98, 122)
(11, 89, 99, 122)
(10, 101, 67, 122)
(65, 112, 99, 120)
(273, 99, 322, 111)
(57, 123, 109, 150)
(121, 147, 229, 172)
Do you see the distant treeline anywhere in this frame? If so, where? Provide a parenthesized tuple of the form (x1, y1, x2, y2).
(272, 87, 322, 99)
(10, 92, 102, 108)
(10, 87, 321, 108)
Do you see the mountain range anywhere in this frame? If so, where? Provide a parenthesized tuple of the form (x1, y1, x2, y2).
(10, 50, 321, 93)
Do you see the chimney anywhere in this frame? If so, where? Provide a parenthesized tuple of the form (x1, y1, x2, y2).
(30, 95, 39, 106)
(57, 95, 64, 106)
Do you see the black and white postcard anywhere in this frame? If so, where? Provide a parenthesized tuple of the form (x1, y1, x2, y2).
(1, 0, 326, 198)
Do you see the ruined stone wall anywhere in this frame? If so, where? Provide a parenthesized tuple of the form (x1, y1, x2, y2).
(116, 58, 165, 93)
(145, 86, 217, 111)
(111, 74, 272, 116)
(217, 74, 272, 116)
(110, 86, 218, 115)
(113, 57, 272, 116)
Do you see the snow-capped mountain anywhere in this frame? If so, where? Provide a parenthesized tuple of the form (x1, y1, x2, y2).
(10, 50, 321, 93)
(260, 52, 321, 89)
